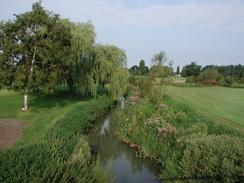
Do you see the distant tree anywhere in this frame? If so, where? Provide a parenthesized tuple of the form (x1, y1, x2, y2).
(152, 51, 168, 65)
(202, 64, 244, 82)
(199, 68, 223, 83)
(150, 65, 173, 78)
(138, 59, 148, 75)
(176, 65, 180, 75)
(0, 2, 71, 110)
(150, 51, 174, 78)
(168, 60, 174, 69)
(129, 65, 139, 75)
(150, 65, 164, 77)
(162, 66, 173, 77)
(181, 62, 201, 77)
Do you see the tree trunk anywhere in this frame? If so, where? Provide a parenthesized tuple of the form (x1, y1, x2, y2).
(23, 90, 28, 111)
(23, 47, 36, 111)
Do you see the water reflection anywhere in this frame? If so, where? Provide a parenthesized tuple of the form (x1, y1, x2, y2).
(88, 112, 160, 183)
(100, 117, 109, 135)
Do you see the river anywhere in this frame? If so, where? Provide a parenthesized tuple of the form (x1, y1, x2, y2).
(88, 105, 161, 183)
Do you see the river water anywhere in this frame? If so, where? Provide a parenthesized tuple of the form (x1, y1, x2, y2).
(88, 107, 161, 183)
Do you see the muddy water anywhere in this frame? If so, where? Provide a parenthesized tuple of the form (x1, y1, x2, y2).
(88, 109, 161, 183)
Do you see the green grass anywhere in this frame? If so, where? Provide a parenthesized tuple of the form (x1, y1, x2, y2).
(0, 90, 84, 145)
(167, 86, 244, 132)
(0, 90, 112, 182)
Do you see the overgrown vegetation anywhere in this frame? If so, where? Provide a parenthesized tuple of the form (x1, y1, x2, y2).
(113, 76, 244, 182)
(0, 95, 112, 183)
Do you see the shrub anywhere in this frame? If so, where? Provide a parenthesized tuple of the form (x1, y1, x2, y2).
(134, 75, 165, 105)
(180, 135, 244, 181)
(199, 68, 223, 85)
(220, 76, 234, 86)
(186, 75, 198, 83)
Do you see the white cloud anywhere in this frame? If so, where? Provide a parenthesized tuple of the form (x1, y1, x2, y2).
(41, 0, 244, 31)
(1, 0, 244, 31)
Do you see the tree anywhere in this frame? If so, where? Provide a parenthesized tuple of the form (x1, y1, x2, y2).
(138, 59, 148, 75)
(176, 65, 180, 75)
(62, 20, 96, 94)
(199, 68, 223, 83)
(152, 51, 168, 65)
(92, 45, 129, 100)
(129, 60, 148, 76)
(129, 65, 139, 75)
(0, 2, 71, 110)
(162, 66, 173, 77)
(181, 62, 201, 77)
(150, 65, 164, 77)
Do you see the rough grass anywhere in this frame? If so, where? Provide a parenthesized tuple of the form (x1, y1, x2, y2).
(167, 86, 244, 132)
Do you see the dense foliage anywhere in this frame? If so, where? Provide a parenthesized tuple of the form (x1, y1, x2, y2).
(181, 62, 202, 78)
(0, 3, 71, 94)
(0, 2, 129, 109)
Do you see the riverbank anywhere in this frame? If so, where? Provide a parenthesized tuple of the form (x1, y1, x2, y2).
(88, 107, 161, 183)
(0, 90, 112, 182)
(114, 94, 244, 182)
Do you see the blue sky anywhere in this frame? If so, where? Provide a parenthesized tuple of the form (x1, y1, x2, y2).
(1, 0, 244, 69)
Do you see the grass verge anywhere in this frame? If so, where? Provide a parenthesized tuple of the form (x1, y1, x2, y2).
(0, 90, 112, 183)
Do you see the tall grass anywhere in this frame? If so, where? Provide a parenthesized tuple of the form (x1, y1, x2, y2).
(0, 96, 112, 183)
(114, 95, 244, 182)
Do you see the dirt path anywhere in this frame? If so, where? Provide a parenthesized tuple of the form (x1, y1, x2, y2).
(0, 119, 25, 150)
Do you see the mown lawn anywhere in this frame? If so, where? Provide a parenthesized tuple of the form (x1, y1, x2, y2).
(0, 90, 85, 145)
(167, 86, 244, 131)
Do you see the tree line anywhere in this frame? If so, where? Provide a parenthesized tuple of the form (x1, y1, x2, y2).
(0, 2, 129, 110)
(129, 51, 174, 78)
(180, 62, 244, 86)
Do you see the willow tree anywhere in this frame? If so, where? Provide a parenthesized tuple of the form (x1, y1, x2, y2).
(0, 2, 71, 110)
(62, 20, 96, 94)
(152, 51, 168, 66)
(91, 45, 129, 100)
(64, 20, 128, 99)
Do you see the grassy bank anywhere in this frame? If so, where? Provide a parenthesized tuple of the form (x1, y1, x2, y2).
(167, 86, 244, 131)
(0, 90, 112, 182)
(114, 94, 244, 182)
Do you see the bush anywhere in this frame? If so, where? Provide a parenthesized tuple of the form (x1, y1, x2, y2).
(134, 75, 165, 104)
(186, 76, 198, 83)
(220, 76, 234, 86)
(199, 68, 223, 85)
(180, 135, 244, 181)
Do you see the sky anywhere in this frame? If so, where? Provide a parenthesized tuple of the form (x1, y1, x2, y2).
(1, 0, 244, 69)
